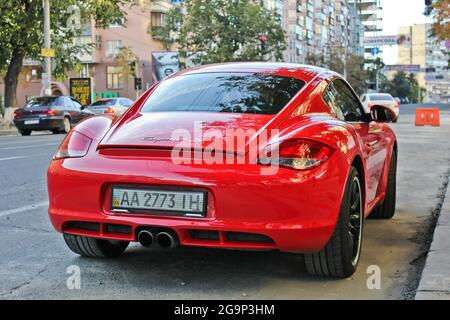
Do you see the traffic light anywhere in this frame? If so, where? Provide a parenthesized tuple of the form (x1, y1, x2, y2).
(134, 77, 142, 91)
(129, 61, 136, 77)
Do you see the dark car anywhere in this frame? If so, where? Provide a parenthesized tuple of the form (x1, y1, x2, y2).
(13, 96, 93, 136)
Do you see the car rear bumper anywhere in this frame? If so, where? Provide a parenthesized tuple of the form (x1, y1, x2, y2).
(14, 117, 64, 131)
(47, 150, 350, 253)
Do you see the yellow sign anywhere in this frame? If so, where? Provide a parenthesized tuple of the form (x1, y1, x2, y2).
(41, 48, 55, 58)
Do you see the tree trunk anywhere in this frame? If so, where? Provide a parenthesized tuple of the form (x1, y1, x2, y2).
(4, 49, 25, 109)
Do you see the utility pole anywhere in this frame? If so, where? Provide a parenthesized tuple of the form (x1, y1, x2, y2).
(43, 0, 52, 96)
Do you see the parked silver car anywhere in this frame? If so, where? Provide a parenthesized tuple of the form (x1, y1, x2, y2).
(87, 98, 134, 116)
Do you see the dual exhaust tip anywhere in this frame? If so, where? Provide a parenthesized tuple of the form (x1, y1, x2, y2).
(137, 229, 178, 249)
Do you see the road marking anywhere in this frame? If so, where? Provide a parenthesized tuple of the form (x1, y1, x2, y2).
(0, 153, 51, 162)
(0, 156, 27, 161)
(0, 201, 48, 218)
(1, 142, 59, 150)
(0, 139, 61, 146)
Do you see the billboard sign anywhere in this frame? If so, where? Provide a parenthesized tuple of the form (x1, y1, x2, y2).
(363, 35, 411, 47)
(385, 65, 421, 72)
(69, 78, 92, 107)
(152, 52, 180, 81)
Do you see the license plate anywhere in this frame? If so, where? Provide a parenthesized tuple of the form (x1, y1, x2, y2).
(111, 187, 207, 217)
(24, 119, 39, 125)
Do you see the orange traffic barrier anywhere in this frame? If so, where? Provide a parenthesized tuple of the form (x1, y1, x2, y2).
(415, 108, 440, 127)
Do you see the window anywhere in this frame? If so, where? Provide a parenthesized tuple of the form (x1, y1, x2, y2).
(140, 73, 305, 115)
(369, 94, 394, 101)
(151, 12, 166, 28)
(107, 66, 124, 90)
(106, 40, 122, 57)
(91, 99, 117, 106)
(120, 98, 133, 107)
(323, 79, 364, 122)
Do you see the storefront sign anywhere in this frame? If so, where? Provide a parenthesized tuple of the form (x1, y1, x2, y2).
(69, 78, 92, 107)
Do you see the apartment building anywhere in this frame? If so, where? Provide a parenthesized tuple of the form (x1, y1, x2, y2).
(349, 0, 383, 58)
(263, 0, 364, 64)
(398, 24, 449, 103)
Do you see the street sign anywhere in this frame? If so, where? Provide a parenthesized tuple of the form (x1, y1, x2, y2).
(371, 47, 379, 56)
(69, 78, 92, 107)
(41, 48, 55, 58)
(385, 65, 421, 72)
(363, 35, 411, 47)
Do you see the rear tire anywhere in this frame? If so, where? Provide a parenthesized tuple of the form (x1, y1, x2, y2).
(61, 117, 72, 134)
(52, 129, 60, 134)
(63, 234, 129, 258)
(304, 167, 364, 278)
(369, 151, 397, 219)
(19, 129, 31, 136)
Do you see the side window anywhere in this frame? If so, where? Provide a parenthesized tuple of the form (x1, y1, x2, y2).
(323, 83, 345, 121)
(123, 99, 133, 107)
(331, 80, 364, 122)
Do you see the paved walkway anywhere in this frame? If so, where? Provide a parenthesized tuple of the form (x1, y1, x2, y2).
(415, 177, 450, 300)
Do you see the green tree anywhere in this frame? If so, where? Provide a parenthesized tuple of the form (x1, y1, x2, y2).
(306, 50, 369, 95)
(114, 46, 137, 90)
(0, 0, 133, 109)
(346, 55, 369, 96)
(387, 71, 425, 103)
(178, 0, 287, 65)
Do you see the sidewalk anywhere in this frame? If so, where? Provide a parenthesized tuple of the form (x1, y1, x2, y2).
(415, 179, 450, 300)
(0, 127, 18, 136)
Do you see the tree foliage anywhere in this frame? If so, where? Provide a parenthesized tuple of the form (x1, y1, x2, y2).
(430, 0, 450, 40)
(305, 49, 369, 95)
(177, 0, 287, 65)
(0, 0, 133, 108)
(385, 71, 425, 103)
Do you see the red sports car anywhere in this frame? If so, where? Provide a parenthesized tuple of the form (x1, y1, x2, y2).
(48, 63, 398, 278)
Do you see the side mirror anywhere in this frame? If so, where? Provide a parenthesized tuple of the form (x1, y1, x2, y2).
(370, 105, 397, 123)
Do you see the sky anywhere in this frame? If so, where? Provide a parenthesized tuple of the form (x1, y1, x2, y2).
(381, 0, 432, 64)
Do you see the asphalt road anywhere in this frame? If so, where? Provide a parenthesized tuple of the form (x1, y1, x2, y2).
(1, 104, 450, 299)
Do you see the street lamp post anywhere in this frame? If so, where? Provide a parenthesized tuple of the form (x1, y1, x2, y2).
(43, 0, 52, 96)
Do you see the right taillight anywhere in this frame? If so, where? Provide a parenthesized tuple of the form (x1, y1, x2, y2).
(259, 139, 335, 170)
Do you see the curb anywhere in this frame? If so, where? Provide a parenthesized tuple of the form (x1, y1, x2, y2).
(0, 129, 18, 137)
(415, 178, 450, 300)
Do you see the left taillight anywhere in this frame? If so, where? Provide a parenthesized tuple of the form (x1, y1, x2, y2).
(53, 131, 92, 160)
(259, 139, 335, 171)
(13, 110, 21, 119)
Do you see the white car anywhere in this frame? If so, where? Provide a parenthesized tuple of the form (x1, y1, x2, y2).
(360, 93, 400, 123)
(87, 98, 134, 116)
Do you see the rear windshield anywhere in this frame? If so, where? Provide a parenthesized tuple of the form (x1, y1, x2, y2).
(91, 99, 117, 106)
(25, 97, 59, 108)
(369, 94, 394, 101)
(140, 73, 306, 115)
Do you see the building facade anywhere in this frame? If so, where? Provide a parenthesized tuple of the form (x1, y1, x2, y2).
(397, 24, 449, 103)
(262, 0, 364, 65)
(0, 0, 178, 108)
(348, 0, 383, 58)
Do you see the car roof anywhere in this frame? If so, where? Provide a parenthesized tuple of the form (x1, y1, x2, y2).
(175, 62, 333, 82)
(368, 93, 393, 97)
